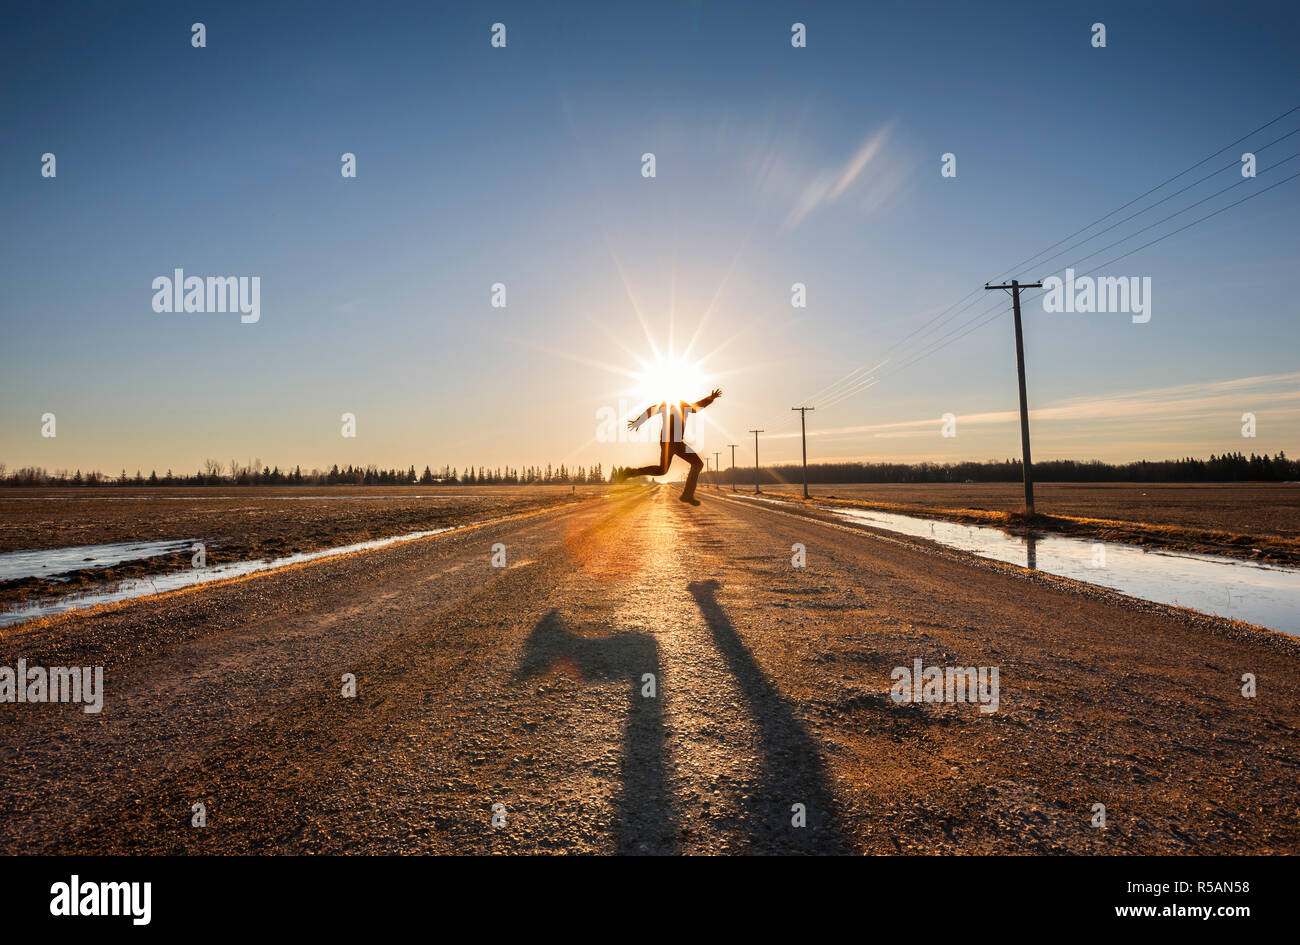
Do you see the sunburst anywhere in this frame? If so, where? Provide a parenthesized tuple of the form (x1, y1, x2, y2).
(630, 351, 708, 408)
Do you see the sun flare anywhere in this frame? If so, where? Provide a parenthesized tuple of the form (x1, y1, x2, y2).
(632, 354, 708, 407)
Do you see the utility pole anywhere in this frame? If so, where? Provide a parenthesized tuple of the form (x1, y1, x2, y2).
(791, 406, 815, 499)
(748, 429, 764, 494)
(713, 452, 720, 490)
(984, 279, 1043, 515)
(728, 444, 738, 492)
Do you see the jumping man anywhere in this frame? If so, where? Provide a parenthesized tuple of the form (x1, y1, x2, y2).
(625, 388, 722, 506)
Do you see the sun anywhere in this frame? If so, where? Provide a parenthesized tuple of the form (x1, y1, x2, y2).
(632, 353, 707, 406)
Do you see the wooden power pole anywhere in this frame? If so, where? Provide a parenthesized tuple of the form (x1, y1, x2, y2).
(984, 279, 1042, 515)
(749, 429, 764, 494)
(728, 444, 738, 492)
(792, 406, 815, 499)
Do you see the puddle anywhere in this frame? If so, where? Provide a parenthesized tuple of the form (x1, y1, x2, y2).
(745, 496, 1300, 635)
(0, 523, 482, 627)
(0, 539, 195, 582)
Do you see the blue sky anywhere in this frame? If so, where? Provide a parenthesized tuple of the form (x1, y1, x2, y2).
(1, 0, 1297, 475)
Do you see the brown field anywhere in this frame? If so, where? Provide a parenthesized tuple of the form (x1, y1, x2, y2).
(753, 481, 1300, 564)
(3, 481, 1296, 614)
(0, 486, 606, 609)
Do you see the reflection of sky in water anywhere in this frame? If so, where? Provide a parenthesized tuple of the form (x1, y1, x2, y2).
(0, 523, 490, 627)
(748, 497, 1300, 636)
(0, 540, 194, 581)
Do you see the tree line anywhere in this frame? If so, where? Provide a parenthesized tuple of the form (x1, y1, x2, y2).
(692, 451, 1299, 485)
(0, 460, 607, 487)
(4, 451, 1294, 487)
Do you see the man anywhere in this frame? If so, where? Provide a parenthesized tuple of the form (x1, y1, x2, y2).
(625, 388, 722, 506)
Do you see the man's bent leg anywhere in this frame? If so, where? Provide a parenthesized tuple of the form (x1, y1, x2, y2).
(679, 444, 704, 500)
(626, 441, 673, 479)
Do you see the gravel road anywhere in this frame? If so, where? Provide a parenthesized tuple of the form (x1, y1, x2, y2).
(1, 486, 1296, 854)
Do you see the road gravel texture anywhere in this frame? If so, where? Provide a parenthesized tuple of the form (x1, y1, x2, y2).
(1, 487, 1296, 854)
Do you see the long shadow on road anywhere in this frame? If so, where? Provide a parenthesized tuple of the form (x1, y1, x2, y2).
(516, 609, 676, 854)
(688, 578, 854, 854)
(517, 586, 854, 855)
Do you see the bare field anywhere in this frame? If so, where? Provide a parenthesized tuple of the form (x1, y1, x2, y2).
(756, 481, 1300, 564)
(0, 486, 606, 609)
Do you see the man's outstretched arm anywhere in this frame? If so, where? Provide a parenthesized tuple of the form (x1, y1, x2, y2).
(691, 388, 723, 411)
(627, 402, 664, 431)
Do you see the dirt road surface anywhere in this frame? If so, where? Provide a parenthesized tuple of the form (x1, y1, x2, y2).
(1, 487, 1296, 854)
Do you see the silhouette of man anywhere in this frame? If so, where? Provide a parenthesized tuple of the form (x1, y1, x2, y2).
(625, 388, 722, 506)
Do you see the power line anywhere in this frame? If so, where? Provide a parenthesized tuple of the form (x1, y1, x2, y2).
(877, 136, 1300, 387)
(872, 166, 1300, 386)
(1070, 167, 1300, 280)
(989, 104, 1300, 280)
(796, 105, 1300, 414)
(1017, 131, 1298, 279)
(1063, 150, 1300, 273)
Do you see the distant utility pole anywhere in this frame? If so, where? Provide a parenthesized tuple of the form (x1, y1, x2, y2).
(728, 444, 739, 492)
(791, 406, 815, 499)
(749, 429, 764, 494)
(713, 452, 721, 490)
(985, 278, 1043, 515)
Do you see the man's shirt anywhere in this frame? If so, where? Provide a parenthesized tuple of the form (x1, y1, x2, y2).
(644, 401, 695, 443)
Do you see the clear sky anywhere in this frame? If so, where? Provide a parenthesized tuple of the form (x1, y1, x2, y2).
(2, 0, 1297, 477)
